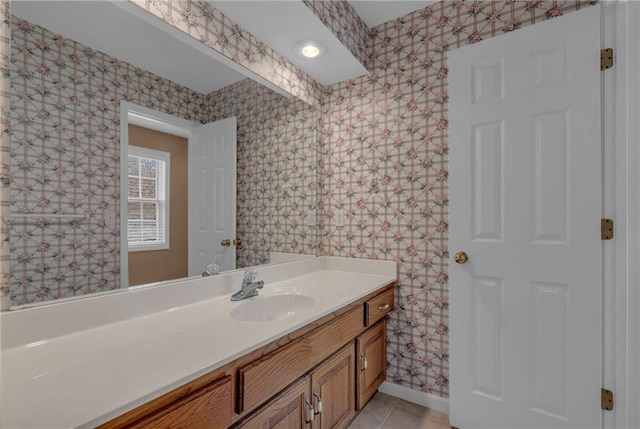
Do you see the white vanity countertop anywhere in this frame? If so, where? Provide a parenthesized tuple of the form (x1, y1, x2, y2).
(1, 257, 396, 429)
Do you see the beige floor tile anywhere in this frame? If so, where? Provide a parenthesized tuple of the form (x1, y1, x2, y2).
(349, 411, 386, 429)
(348, 392, 399, 429)
(381, 399, 452, 429)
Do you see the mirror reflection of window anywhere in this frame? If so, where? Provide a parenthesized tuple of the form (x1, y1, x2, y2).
(127, 147, 170, 251)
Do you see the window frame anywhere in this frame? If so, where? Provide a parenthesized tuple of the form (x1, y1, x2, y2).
(127, 146, 171, 252)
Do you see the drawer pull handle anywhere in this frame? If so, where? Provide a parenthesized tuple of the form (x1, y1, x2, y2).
(313, 390, 323, 414)
(378, 303, 390, 310)
(361, 354, 368, 371)
(305, 396, 315, 422)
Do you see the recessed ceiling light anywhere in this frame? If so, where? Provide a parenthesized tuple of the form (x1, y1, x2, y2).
(302, 45, 320, 58)
(294, 40, 326, 59)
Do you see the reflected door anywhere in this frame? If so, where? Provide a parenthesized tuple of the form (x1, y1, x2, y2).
(449, 6, 602, 428)
(189, 117, 237, 274)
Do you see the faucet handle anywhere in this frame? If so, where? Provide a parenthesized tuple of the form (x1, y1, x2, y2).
(243, 269, 257, 283)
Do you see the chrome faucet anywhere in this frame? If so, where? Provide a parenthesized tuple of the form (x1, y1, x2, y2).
(230, 269, 264, 301)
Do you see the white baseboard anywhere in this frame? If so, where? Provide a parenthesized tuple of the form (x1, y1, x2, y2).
(378, 381, 449, 414)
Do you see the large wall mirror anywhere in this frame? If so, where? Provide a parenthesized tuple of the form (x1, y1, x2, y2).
(7, 1, 318, 308)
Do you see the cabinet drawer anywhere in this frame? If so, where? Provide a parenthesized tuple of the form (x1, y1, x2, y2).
(364, 288, 394, 327)
(237, 306, 364, 415)
(130, 376, 232, 429)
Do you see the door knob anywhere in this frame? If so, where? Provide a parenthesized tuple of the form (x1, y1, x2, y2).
(233, 238, 242, 247)
(220, 239, 231, 247)
(454, 251, 468, 264)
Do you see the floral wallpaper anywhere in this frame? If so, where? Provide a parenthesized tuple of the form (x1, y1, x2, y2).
(130, 0, 322, 108)
(303, 0, 370, 69)
(206, 79, 318, 269)
(318, 0, 596, 398)
(0, 0, 10, 309)
(8, 17, 206, 305)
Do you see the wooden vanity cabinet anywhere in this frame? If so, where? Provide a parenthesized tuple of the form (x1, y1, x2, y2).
(356, 320, 387, 410)
(101, 283, 394, 429)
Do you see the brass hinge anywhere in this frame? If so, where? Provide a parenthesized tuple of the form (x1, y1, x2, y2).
(601, 48, 614, 70)
(601, 219, 614, 240)
(601, 388, 614, 411)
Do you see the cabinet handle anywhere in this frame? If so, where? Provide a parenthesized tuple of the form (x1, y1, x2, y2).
(361, 353, 368, 371)
(378, 303, 390, 310)
(305, 396, 315, 422)
(313, 390, 323, 415)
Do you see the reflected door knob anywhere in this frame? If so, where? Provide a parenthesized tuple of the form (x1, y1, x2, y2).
(221, 239, 231, 247)
(454, 251, 468, 264)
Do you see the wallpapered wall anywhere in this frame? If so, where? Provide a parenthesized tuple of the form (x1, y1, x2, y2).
(317, 0, 596, 398)
(206, 79, 318, 269)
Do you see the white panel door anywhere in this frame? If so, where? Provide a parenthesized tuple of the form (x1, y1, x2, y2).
(449, 7, 601, 429)
(189, 117, 237, 274)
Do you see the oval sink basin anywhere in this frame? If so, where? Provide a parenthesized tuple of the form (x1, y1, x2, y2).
(230, 294, 317, 322)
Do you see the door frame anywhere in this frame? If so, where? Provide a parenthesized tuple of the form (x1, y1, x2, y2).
(119, 101, 196, 289)
(603, 2, 640, 428)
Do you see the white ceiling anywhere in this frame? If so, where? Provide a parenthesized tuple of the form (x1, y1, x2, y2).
(11, 1, 245, 94)
(348, 1, 439, 27)
(212, 0, 368, 86)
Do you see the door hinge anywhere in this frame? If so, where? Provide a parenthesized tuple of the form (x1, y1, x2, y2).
(601, 219, 614, 240)
(601, 48, 614, 70)
(601, 388, 614, 411)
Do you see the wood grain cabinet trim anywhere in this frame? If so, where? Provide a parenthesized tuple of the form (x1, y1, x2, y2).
(364, 288, 394, 327)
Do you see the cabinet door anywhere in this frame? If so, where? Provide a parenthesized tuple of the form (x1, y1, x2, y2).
(310, 344, 356, 429)
(356, 320, 387, 410)
(236, 377, 312, 429)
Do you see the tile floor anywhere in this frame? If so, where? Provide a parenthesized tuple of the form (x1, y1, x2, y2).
(348, 392, 452, 429)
